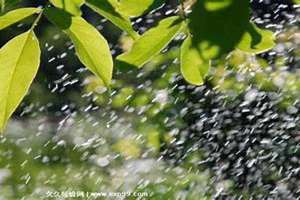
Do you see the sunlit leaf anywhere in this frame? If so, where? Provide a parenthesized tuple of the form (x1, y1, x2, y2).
(237, 23, 275, 54)
(0, 30, 40, 132)
(180, 36, 209, 85)
(189, 0, 249, 60)
(45, 8, 113, 86)
(117, 0, 165, 17)
(117, 16, 183, 68)
(49, 0, 85, 16)
(0, 7, 41, 30)
(86, 0, 139, 39)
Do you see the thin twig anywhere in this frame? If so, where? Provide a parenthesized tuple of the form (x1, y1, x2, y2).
(0, 0, 5, 13)
(178, 0, 187, 20)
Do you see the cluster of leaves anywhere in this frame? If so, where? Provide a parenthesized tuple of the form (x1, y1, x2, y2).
(3, 0, 300, 132)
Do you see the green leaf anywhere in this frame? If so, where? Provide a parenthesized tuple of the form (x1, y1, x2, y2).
(237, 22, 275, 54)
(0, 7, 41, 30)
(0, 30, 40, 132)
(117, 0, 165, 17)
(188, 0, 249, 60)
(294, 0, 300, 4)
(3, 0, 22, 9)
(203, 0, 233, 11)
(117, 16, 183, 68)
(180, 36, 209, 85)
(45, 8, 113, 86)
(49, 0, 85, 16)
(86, 0, 139, 39)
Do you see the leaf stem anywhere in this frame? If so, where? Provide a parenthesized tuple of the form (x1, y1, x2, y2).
(30, 9, 43, 31)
